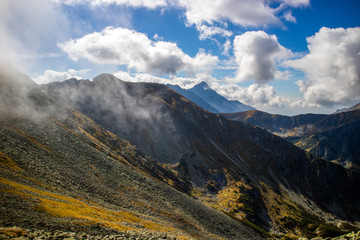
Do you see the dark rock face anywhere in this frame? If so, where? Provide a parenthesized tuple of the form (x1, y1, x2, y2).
(44, 74, 360, 236)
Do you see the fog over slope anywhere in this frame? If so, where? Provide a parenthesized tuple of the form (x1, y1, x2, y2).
(44, 73, 360, 238)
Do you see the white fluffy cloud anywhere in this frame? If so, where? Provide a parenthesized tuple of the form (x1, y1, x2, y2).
(33, 69, 83, 84)
(286, 27, 360, 106)
(233, 31, 291, 83)
(59, 27, 218, 75)
(55, 0, 309, 39)
(177, 0, 310, 38)
(211, 82, 286, 107)
(177, 0, 279, 27)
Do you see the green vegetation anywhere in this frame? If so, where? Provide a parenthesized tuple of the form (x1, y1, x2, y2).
(221, 210, 271, 239)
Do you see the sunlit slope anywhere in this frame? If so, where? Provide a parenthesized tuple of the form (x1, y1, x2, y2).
(0, 67, 262, 239)
(44, 74, 360, 238)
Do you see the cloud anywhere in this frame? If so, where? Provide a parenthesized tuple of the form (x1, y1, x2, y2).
(222, 39, 232, 56)
(283, 10, 296, 23)
(59, 26, 218, 75)
(56, 0, 309, 40)
(176, 0, 310, 38)
(275, 70, 292, 80)
(0, 0, 70, 69)
(279, 0, 310, 7)
(53, 0, 167, 9)
(153, 33, 164, 41)
(196, 24, 233, 40)
(33, 69, 83, 84)
(177, 0, 279, 27)
(114, 70, 204, 89)
(233, 31, 291, 83)
(211, 82, 286, 108)
(113, 71, 165, 84)
(286, 27, 360, 106)
(113, 69, 293, 110)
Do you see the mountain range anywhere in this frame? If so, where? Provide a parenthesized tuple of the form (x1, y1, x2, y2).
(223, 109, 360, 170)
(1, 70, 360, 239)
(43, 73, 360, 238)
(0, 68, 261, 239)
(167, 81, 255, 113)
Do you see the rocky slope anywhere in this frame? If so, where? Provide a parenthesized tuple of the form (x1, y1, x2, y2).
(223, 110, 360, 169)
(0, 67, 262, 239)
(44, 74, 360, 239)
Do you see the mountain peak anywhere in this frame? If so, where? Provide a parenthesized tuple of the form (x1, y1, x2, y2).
(194, 81, 210, 90)
(188, 81, 255, 113)
(93, 73, 121, 83)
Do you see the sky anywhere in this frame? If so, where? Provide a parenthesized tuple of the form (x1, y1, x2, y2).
(0, 0, 359, 115)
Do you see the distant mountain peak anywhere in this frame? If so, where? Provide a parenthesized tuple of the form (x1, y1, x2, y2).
(188, 82, 255, 113)
(194, 81, 210, 89)
(166, 83, 220, 113)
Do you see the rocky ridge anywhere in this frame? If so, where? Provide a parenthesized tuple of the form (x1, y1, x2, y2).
(222, 110, 360, 169)
(43, 73, 360, 239)
(0, 67, 262, 239)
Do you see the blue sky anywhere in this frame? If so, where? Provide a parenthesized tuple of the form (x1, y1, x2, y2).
(0, 0, 359, 115)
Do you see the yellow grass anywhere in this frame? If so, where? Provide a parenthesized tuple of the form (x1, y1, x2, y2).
(0, 152, 22, 172)
(0, 227, 27, 237)
(0, 177, 175, 233)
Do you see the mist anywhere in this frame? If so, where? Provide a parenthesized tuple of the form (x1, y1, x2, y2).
(42, 73, 184, 163)
(0, 64, 70, 124)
